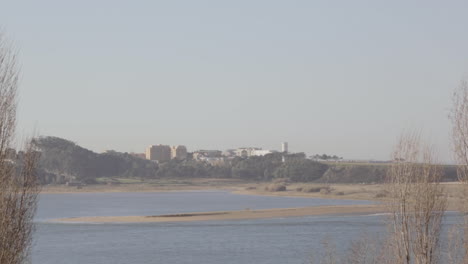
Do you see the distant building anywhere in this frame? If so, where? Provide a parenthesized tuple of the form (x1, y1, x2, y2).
(234, 147, 261, 157)
(235, 148, 249, 158)
(281, 142, 288, 153)
(222, 149, 236, 157)
(192, 150, 222, 160)
(250, 149, 276, 156)
(146, 144, 171, 162)
(171, 145, 187, 160)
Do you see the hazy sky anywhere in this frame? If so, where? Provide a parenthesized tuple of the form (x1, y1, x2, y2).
(1, 0, 467, 161)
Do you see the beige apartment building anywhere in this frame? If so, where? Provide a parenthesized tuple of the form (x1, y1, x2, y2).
(145, 144, 171, 162)
(171, 145, 187, 160)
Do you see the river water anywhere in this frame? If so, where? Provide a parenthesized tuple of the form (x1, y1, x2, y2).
(31, 191, 390, 264)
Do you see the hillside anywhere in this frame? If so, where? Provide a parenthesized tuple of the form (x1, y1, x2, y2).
(33, 137, 158, 184)
(32, 136, 458, 185)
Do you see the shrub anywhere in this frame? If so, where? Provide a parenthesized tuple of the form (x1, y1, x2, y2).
(320, 186, 333, 194)
(374, 190, 388, 198)
(302, 186, 322, 193)
(265, 184, 287, 192)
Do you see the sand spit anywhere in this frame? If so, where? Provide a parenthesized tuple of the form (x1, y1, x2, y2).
(54, 204, 385, 223)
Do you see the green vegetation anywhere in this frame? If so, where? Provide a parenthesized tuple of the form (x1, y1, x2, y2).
(311, 154, 342, 160)
(319, 164, 388, 184)
(33, 137, 157, 183)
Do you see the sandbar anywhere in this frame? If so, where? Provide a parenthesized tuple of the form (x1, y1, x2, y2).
(54, 204, 385, 223)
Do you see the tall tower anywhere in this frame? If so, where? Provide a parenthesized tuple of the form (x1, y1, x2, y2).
(281, 142, 288, 153)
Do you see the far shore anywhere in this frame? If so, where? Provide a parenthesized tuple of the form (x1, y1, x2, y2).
(41, 178, 256, 194)
(41, 179, 465, 211)
(54, 204, 386, 223)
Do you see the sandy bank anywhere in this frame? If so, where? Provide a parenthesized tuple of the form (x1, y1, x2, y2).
(40, 179, 255, 194)
(54, 204, 385, 223)
(40, 180, 385, 203)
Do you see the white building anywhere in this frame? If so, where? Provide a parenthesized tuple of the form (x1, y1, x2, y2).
(250, 150, 275, 156)
(234, 147, 261, 157)
(234, 148, 276, 157)
(281, 142, 288, 153)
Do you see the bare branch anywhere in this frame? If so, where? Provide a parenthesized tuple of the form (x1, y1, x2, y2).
(0, 31, 39, 264)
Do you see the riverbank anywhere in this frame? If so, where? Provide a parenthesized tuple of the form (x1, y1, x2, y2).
(46, 180, 466, 223)
(54, 204, 385, 223)
(41, 178, 387, 200)
(41, 178, 255, 193)
(41, 180, 383, 202)
(41, 179, 465, 209)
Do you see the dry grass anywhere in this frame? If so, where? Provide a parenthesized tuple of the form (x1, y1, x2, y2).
(239, 183, 384, 202)
(374, 190, 388, 198)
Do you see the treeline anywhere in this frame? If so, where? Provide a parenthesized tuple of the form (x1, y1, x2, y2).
(32, 136, 329, 183)
(156, 153, 329, 181)
(33, 136, 457, 184)
(33, 137, 157, 183)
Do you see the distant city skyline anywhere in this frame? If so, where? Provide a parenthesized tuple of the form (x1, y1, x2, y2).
(2, 1, 467, 162)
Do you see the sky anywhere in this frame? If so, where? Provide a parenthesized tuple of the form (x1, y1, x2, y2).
(1, 0, 467, 161)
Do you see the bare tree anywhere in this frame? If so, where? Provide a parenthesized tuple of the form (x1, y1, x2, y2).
(446, 225, 466, 264)
(0, 32, 40, 264)
(310, 133, 446, 264)
(346, 233, 384, 264)
(386, 132, 447, 264)
(450, 79, 468, 263)
(451, 80, 468, 183)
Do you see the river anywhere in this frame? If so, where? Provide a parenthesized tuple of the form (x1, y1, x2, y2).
(31, 191, 390, 264)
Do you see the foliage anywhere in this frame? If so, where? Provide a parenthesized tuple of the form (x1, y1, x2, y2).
(273, 159, 329, 182)
(231, 154, 282, 180)
(231, 152, 328, 181)
(312, 154, 342, 160)
(32, 138, 334, 183)
(32, 136, 460, 185)
(33, 137, 158, 183)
